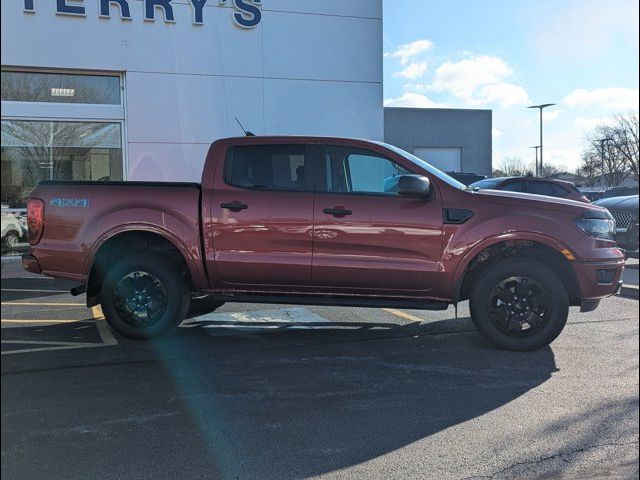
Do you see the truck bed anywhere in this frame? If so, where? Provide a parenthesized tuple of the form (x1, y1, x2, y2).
(28, 180, 205, 284)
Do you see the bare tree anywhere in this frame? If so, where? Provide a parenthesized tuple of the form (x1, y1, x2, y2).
(493, 156, 534, 177)
(540, 164, 567, 178)
(610, 113, 639, 183)
(580, 113, 639, 187)
(576, 151, 601, 187)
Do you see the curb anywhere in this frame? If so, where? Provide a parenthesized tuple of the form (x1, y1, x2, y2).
(619, 285, 639, 300)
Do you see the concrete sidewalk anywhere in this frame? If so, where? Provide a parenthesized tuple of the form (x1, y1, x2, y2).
(622, 258, 639, 299)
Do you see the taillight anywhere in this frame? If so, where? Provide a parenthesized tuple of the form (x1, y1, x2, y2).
(27, 199, 44, 245)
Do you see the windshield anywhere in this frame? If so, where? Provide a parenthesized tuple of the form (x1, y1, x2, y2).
(376, 142, 468, 190)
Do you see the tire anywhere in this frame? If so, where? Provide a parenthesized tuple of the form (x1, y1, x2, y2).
(100, 254, 190, 339)
(469, 258, 569, 351)
(2, 231, 20, 248)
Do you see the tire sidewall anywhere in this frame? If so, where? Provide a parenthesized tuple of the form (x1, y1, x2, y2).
(3, 231, 19, 247)
(100, 254, 190, 339)
(470, 258, 569, 351)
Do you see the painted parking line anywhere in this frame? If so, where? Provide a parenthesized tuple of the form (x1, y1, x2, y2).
(1, 302, 85, 307)
(0, 306, 117, 354)
(1, 343, 102, 355)
(382, 308, 424, 323)
(92, 305, 118, 346)
(181, 307, 328, 329)
(180, 307, 405, 336)
(1, 288, 69, 293)
(2, 319, 81, 324)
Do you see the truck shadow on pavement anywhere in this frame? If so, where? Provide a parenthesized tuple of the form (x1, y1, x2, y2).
(2, 318, 559, 480)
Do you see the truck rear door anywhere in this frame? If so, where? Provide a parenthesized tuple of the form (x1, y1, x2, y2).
(207, 143, 315, 288)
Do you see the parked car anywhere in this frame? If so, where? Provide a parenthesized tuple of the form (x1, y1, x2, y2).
(1, 210, 25, 248)
(446, 172, 487, 186)
(23, 136, 624, 351)
(582, 190, 605, 202)
(602, 186, 639, 199)
(470, 176, 590, 203)
(593, 195, 639, 259)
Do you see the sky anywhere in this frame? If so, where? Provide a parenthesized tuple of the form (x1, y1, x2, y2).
(383, 0, 640, 172)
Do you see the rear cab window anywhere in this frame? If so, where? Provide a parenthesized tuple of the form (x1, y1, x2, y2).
(224, 145, 311, 191)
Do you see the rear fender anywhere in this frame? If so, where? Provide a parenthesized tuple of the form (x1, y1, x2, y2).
(85, 224, 208, 291)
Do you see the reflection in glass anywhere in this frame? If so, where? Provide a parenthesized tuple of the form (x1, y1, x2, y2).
(1, 71, 121, 105)
(1, 120, 123, 208)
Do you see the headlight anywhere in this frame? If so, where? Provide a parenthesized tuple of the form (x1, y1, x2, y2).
(575, 210, 615, 240)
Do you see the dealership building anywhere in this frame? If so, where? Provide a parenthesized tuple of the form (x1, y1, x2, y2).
(1, 0, 491, 209)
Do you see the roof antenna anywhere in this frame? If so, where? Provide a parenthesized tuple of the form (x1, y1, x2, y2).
(235, 117, 255, 137)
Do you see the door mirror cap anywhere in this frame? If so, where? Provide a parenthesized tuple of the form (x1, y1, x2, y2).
(398, 175, 432, 198)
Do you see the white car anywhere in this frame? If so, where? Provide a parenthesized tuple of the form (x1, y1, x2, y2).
(1, 210, 26, 248)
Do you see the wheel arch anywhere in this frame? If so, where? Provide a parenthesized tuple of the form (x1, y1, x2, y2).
(85, 227, 202, 307)
(454, 234, 580, 306)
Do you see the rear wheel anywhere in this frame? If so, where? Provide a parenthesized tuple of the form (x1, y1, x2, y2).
(100, 254, 190, 339)
(469, 258, 569, 351)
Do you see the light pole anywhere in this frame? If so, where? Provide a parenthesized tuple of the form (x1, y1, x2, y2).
(529, 146, 540, 176)
(597, 137, 613, 190)
(528, 103, 555, 177)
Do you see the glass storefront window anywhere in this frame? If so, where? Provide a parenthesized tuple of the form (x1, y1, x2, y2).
(1, 120, 123, 208)
(1, 71, 121, 105)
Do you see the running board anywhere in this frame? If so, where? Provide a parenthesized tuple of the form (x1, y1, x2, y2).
(206, 293, 450, 311)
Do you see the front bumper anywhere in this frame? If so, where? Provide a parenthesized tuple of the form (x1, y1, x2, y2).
(572, 257, 625, 305)
(22, 253, 42, 275)
(620, 248, 639, 259)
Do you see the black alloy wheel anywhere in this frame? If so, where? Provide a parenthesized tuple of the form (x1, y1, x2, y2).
(100, 254, 190, 339)
(112, 271, 168, 327)
(469, 258, 569, 351)
(487, 276, 550, 337)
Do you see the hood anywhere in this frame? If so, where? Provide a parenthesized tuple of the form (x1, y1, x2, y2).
(593, 195, 639, 212)
(471, 189, 605, 214)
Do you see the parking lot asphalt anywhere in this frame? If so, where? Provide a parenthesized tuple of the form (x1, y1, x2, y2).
(1, 261, 639, 480)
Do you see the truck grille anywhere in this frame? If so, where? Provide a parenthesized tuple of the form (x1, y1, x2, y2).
(610, 210, 635, 231)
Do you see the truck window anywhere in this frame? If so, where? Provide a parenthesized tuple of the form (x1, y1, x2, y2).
(225, 145, 308, 191)
(502, 181, 527, 192)
(530, 181, 567, 198)
(323, 147, 410, 194)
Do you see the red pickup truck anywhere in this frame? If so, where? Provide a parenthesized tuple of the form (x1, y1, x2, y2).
(23, 136, 625, 351)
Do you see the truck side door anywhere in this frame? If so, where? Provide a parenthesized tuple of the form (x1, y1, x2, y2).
(311, 145, 443, 295)
(207, 143, 315, 288)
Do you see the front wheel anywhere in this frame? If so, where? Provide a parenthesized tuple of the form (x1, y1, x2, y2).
(469, 258, 569, 351)
(100, 254, 190, 339)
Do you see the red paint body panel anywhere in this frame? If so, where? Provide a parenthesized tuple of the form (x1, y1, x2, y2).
(26, 136, 625, 306)
(312, 192, 443, 294)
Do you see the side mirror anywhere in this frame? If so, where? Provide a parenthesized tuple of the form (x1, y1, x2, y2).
(398, 174, 432, 198)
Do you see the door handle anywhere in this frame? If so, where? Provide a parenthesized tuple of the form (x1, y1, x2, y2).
(323, 207, 352, 217)
(220, 201, 248, 212)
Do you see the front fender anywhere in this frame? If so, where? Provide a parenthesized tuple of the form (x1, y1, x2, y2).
(453, 231, 572, 284)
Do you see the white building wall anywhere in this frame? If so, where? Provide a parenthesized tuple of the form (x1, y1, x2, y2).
(1, 0, 383, 181)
